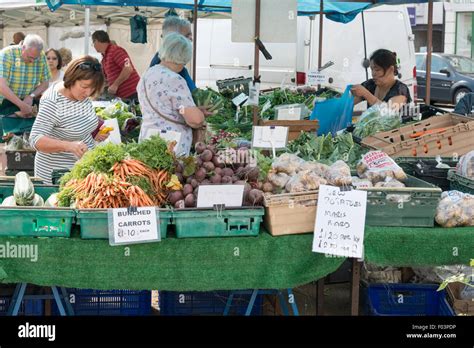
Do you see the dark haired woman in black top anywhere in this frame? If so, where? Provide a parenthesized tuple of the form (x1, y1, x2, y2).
(351, 49, 412, 112)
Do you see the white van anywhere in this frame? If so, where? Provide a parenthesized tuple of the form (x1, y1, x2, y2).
(196, 5, 417, 102)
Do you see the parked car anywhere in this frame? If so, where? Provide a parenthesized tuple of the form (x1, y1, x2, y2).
(416, 52, 474, 105)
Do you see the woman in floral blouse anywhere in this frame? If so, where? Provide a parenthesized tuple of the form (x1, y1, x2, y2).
(137, 32, 205, 155)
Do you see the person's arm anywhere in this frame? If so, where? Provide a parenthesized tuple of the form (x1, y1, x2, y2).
(23, 80, 49, 106)
(109, 49, 136, 94)
(351, 83, 379, 106)
(0, 77, 29, 111)
(182, 106, 205, 128)
(387, 95, 408, 112)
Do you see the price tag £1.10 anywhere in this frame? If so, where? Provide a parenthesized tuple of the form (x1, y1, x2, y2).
(108, 207, 161, 246)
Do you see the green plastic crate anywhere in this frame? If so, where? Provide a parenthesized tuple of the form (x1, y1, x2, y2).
(0, 184, 72, 237)
(0, 184, 58, 204)
(360, 175, 442, 227)
(395, 157, 458, 191)
(172, 207, 264, 238)
(448, 171, 474, 194)
(77, 209, 172, 239)
(0, 207, 74, 237)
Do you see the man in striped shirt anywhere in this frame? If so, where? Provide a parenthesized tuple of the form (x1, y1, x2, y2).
(92, 30, 140, 100)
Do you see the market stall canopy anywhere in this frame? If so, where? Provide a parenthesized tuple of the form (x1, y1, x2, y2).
(45, 0, 374, 23)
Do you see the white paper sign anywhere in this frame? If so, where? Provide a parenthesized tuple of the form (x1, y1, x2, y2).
(312, 185, 367, 259)
(247, 82, 260, 106)
(108, 207, 160, 246)
(100, 118, 122, 145)
(276, 105, 302, 121)
(197, 185, 245, 208)
(232, 93, 249, 107)
(145, 128, 182, 153)
(307, 71, 327, 86)
(252, 126, 289, 149)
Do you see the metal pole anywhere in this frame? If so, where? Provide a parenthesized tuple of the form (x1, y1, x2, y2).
(252, 0, 261, 126)
(318, 0, 324, 70)
(193, 0, 198, 81)
(309, 15, 315, 71)
(425, 0, 433, 105)
(84, 6, 90, 55)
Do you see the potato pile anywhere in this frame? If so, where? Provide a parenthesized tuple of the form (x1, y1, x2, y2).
(168, 143, 264, 208)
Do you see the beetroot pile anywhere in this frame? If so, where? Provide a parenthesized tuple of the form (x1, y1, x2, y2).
(168, 142, 265, 208)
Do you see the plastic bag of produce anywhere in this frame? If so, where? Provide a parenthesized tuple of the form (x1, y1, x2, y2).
(272, 153, 305, 175)
(456, 150, 474, 178)
(435, 191, 474, 227)
(298, 162, 329, 177)
(285, 170, 327, 193)
(353, 103, 401, 139)
(6, 135, 24, 151)
(325, 160, 352, 186)
(356, 151, 407, 184)
(13, 172, 35, 206)
(267, 172, 290, 189)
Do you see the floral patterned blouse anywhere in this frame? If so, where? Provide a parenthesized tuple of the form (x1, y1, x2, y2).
(137, 65, 196, 155)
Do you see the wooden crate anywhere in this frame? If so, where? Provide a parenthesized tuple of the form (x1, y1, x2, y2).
(361, 114, 474, 158)
(263, 191, 318, 236)
(258, 120, 319, 141)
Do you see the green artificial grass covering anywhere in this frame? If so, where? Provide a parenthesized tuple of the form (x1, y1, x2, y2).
(0, 226, 472, 291)
(365, 226, 474, 267)
(0, 232, 344, 291)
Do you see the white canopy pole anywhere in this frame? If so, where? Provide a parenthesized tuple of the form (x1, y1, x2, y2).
(84, 6, 90, 55)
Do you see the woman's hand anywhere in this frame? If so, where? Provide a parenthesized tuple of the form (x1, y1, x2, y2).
(94, 125, 111, 142)
(94, 132, 109, 142)
(350, 85, 370, 99)
(197, 106, 215, 117)
(66, 141, 88, 159)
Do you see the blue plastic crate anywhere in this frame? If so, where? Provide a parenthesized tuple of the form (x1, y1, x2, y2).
(0, 296, 44, 316)
(159, 291, 263, 316)
(364, 283, 455, 316)
(52, 289, 151, 316)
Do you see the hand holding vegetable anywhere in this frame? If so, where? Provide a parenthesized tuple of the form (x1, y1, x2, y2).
(67, 141, 88, 159)
(94, 126, 112, 142)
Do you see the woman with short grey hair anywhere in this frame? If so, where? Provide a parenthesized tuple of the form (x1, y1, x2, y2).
(137, 32, 206, 155)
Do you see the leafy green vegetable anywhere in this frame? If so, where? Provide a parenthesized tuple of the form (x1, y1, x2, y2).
(287, 132, 368, 168)
(125, 135, 174, 172)
(252, 150, 272, 182)
(66, 143, 127, 180)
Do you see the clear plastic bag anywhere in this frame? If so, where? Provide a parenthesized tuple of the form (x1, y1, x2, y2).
(353, 103, 402, 139)
(456, 150, 474, 178)
(271, 153, 305, 175)
(435, 191, 474, 227)
(325, 160, 352, 186)
(285, 170, 327, 193)
(357, 151, 407, 184)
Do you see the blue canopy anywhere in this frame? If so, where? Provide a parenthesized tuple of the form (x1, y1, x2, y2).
(45, 0, 373, 23)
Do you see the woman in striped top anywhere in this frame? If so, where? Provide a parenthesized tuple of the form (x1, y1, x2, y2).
(30, 56, 107, 184)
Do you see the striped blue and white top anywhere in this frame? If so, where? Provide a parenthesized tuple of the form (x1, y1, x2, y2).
(30, 83, 98, 184)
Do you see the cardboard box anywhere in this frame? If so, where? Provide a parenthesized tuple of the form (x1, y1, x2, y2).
(362, 114, 474, 158)
(447, 282, 474, 316)
(263, 191, 318, 236)
(258, 120, 319, 141)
